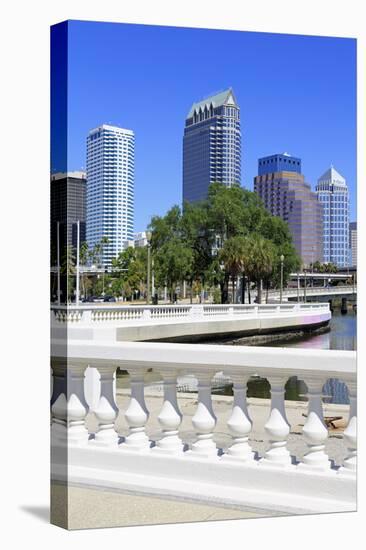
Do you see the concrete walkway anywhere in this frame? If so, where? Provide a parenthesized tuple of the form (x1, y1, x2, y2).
(52, 483, 276, 530)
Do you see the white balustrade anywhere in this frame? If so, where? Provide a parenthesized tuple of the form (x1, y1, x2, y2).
(154, 370, 183, 454)
(224, 373, 254, 461)
(52, 302, 331, 326)
(262, 376, 291, 466)
(51, 341, 356, 514)
(51, 363, 67, 441)
(190, 372, 217, 457)
(339, 379, 357, 475)
(298, 377, 330, 471)
(122, 368, 150, 451)
(92, 365, 119, 446)
(51, 362, 89, 445)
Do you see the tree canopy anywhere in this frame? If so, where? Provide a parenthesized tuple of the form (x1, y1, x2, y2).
(147, 182, 301, 303)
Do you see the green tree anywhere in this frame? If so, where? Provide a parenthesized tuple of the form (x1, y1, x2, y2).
(61, 245, 75, 303)
(219, 236, 249, 302)
(147, 182, 302, 304)
(246, 235, 275, 304)
(111, 246, 148, 300)
(154, 238, 194, 302)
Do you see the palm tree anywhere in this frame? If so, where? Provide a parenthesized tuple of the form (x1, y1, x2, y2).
(246, 236, 275, 304)
(61, 245, 76, 303)
(219, 236, 249, 303)
(79, 242, 89, 299)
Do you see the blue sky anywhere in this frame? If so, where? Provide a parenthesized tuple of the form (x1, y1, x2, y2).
(57, 20, 357, 229)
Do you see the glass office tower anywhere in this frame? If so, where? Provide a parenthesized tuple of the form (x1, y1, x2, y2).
(316, 166, 349, 268)
(254, 153, 323, 267)
(183, 88, 241, 203)
(86, 124, 134, 268)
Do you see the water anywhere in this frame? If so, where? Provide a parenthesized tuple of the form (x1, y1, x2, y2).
(266, 309, 356, 352)
(116, 310, 356, 404)
(216, 309, 356, 404)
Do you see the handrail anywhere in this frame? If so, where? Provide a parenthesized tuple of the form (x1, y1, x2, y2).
(52, 339, 355, 379)
(51, 302, 330, 323)
(51, 340, 356, 514)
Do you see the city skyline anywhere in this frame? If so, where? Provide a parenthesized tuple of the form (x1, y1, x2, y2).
(51, 20, 357, 231)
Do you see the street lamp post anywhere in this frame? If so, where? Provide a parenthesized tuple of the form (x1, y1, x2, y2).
(146, 231, 152, 304)
(56, 221, 61, 305)
(297, 271, 300, 303)
(280, 254, 284, 304)
(304, 268, 307, 303)
(75, 220, 80, 306)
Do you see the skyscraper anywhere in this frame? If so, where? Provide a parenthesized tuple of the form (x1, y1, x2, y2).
(254, 153, 323, 267)
(86, 124, 135, 267)
(183, 88, 241, 203)
(50, 171, 86, 302)
(316, 166, 349, 268)
(50, 171, 86, 258)
(349, 222, 357, 267)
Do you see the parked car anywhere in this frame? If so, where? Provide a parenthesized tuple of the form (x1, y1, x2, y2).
(103, 295, 116, 302)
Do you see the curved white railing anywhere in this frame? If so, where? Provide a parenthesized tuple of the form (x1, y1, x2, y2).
(270, 285, 357, 299)
(51, 340, 356, 514)
(51, 302, 330, 324)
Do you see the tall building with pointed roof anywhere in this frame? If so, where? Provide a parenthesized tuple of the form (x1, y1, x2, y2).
(316, 166, 349, 267)
(183, 88, 241, 203)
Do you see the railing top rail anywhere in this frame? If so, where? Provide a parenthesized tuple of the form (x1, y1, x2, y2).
(51, 302, 329, 311)
(52, 339, 355, 379)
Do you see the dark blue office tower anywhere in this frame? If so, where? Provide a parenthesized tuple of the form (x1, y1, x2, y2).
(183, 88, 241, 203)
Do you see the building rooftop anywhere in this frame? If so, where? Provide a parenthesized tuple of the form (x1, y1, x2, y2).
(187, 88, 237, 118)
(88, 124, 134, 136)
(318, 166, 346, 186)
(51, 171, 86, 181)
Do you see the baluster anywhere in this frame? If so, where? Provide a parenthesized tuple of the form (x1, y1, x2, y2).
(153, 370, 183, 454)
(122, 368, 150, 451)
(339, 379, 357, 475)
(262, 376, 291, 466)
(298, 377, 330, 471)
(93, 365, 119, 446)
(190, 372, 217, 457)
(51, 362, 89, 445)
(51, 363, 67, 442)
(224, 374, 254, 461)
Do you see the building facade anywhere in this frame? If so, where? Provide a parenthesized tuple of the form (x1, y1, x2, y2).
(183, 88, 241, 203)
(86, 124, 134, 268)
(316, 166, 349, 268)
(50, 171, 86, 260)
(50, 171, 86, 302)
(254, 153, 323, 267)
(122, 232, 148, 250)
(349, 221, 357, 267)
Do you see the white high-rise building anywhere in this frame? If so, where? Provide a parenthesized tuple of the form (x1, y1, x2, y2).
(316, 166, 349, 268)
(86, 124, 134, 267)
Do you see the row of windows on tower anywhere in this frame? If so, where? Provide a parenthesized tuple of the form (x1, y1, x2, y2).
(259, 158, 300, 166)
